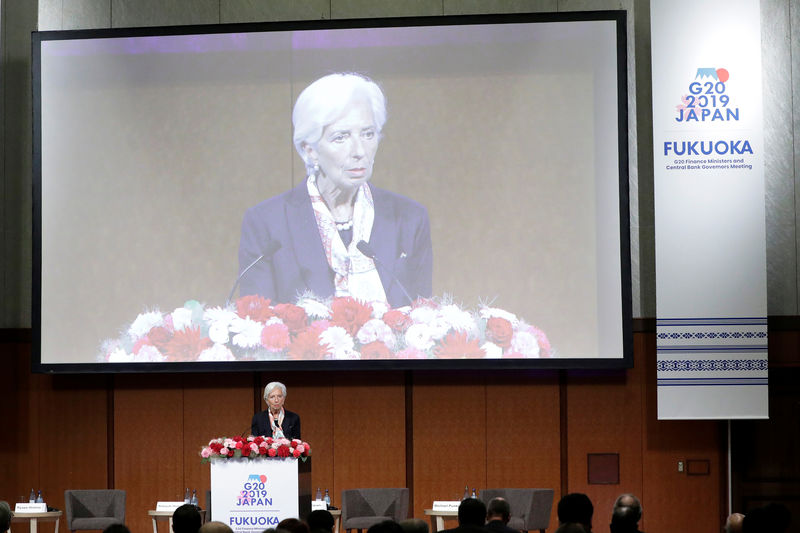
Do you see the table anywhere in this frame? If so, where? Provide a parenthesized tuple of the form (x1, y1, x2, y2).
(423, 509, 457, 533)
(148, 510, 206, 533)
(10, 511, 62, 533)
(329, 509, 341, 533)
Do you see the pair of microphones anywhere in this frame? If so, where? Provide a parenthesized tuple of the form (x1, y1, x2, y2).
(227, 239, 414, 306)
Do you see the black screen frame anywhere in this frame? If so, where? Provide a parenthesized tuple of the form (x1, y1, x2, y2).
(31, 10, 632, 374)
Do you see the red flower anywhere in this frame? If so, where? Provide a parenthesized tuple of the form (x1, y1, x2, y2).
(288, 329, 328, 360)
(235, 441, 243, 449)
(292, 449, 301, 458)
(253, 436, 264, 445)
(240, 445, 251, 457)
(360, 341, 393, 359)
(485, 317, 514, 349)
(273, 304, 309, 334)
(258, 446, 267, 455)
(210, 442, 223, 452)
(434, 331, 486, 358)
(382, 310, 411, 332)
(277, 445, 291, 458)
(331, 297, 372, 336)
(147, 326, 174, 351)
(236, 294, 275, 322)
(261, 323, 290, 351)
(162, 326, 212, 361)
(267, 448, 277, 457)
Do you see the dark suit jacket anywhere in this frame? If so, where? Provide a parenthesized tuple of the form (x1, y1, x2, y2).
(251, 408, 301, 440)
(485, 520, 521, 533)
(238, 182, 433, 308)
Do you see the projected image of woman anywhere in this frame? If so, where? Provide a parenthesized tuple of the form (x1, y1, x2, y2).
(238, 73, 432, 307)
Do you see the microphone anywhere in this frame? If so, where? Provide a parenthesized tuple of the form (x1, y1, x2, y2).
(226, 240, 282, 306)
(356, 240, 415, 306)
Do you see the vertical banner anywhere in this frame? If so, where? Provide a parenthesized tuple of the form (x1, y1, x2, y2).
(652, 0, 768, 419)
(211, 459, 299, 533)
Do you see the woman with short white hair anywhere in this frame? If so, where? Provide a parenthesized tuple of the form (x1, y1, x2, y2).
(238, 72, 433, 308)
(251, 381, 301, 439)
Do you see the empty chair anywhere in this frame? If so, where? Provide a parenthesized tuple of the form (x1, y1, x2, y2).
(479, 488, 554, 533)
(341, 488, 409, 533)
(64, 490, 126, 533)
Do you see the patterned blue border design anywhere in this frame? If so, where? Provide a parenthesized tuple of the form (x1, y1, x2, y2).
(657, 331, 767, 340)
(657, 359, 768, 371)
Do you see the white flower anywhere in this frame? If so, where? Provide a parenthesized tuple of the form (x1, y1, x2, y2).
(198, 343, 236, 361)
(230, 317, 263, 348)
(319, 326, 355, 357)
(481, 342, 503, 358)
(208, 322, 230, 344)
(128, 311, 164, 339)
(437, 305, 477, 335)
(135, 344, 166, 362)
(356, 318, 396, 349)
(204, 306, 238, 325)
(298, 298, 331, 319)
(223, 438, 236, 448)
(409, 305, 437, 324)
(370, 301, 389, 319)
(510, 331, 540, 358)
(107, 347, 134, 363)
(405, 323, 435, 351)
(204, 307, 238, 343)
(479, 306, 519, 327)
(171, 307, 194, 331)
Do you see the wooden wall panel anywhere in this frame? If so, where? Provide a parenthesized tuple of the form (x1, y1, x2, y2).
(332, 372, 406, 505)
(412, 372, 486, 521)
(640, 332, 724, 533)
(37, 374, 109, 520)
(485, 371, 561, 532)
(1, 343, 41, 504)
(566, 354, 645, 533)
(259, 372, 335, 500)
(114, 374, 184, 533)
(184, 372, 254, 509)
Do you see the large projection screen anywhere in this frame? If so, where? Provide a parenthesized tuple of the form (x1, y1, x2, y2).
(33, 13, 631, 372)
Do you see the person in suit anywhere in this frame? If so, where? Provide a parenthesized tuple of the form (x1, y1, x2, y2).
(238, 72, 433, 309)
(251, 381, 301, 439)
(485, 497, 521, 533)
(173, 504, 202, 533)
(609, 494, 643, 533)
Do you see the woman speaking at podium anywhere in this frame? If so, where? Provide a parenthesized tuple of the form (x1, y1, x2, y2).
(237, 72, 433, 308)
(251, 381, 301, 439)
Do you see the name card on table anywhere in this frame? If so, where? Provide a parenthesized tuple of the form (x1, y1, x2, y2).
(311, 501, 327, 511)
(432, 501, 460, 512)
(156, 502, 185, 512)
(15, 503, 47, 513)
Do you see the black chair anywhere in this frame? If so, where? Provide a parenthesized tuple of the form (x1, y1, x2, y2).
(341, 488, 409, 533)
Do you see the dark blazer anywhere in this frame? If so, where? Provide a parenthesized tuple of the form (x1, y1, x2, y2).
(485, 521, 521, 533)
(251, 408, 301, 440)
(238, 181, 433, 308)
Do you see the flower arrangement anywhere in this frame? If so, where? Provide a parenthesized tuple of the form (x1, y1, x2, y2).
(200, 436, 311, 463)
(100, 294, 552, 362)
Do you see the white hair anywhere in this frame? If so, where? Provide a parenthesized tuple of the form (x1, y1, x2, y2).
(292, 72, 387, 173)
(264, 381, 287, 402)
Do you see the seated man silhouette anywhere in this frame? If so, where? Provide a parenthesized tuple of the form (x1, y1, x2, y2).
(485, 498, 520, 533)
(441, 498, 487, 533)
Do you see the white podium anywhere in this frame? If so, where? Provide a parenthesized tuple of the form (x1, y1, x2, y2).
(211, 458, 310, 533)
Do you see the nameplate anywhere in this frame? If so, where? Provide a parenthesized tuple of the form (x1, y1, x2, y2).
(432, 501, 460, 512)
(311, 501, 327, 511)
(156, 502, 185, 512)
(15, 503, 47, 513)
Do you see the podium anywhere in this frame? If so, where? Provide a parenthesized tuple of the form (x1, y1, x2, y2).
(210, 457, 311, 533)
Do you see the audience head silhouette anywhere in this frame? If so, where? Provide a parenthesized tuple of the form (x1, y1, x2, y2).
(172, 504, 202, 533)
(486, 498, 511, 524)
(458, 498, 487, 527)
(557, 493, 593, 532)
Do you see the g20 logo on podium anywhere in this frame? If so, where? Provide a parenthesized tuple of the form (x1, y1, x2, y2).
(236, 474, 273, 507)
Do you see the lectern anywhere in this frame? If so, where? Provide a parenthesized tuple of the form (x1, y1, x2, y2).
(210, 457, 311, 533)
